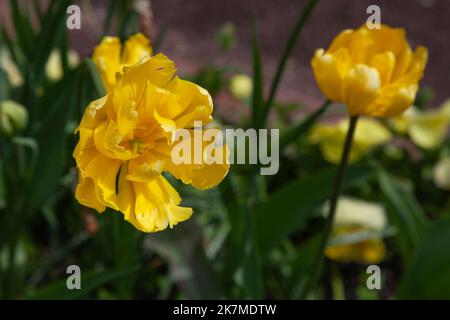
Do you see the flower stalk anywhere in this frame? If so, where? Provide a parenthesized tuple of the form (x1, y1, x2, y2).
(302, 115, 359, 299)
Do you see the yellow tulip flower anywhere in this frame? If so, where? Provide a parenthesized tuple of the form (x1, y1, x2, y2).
(324, 197, 387, 264)
(74, 53, 229, 233)
(92, 33, 152, 92)
(309, 118, 391, 164)
(311, 24, 428, 117)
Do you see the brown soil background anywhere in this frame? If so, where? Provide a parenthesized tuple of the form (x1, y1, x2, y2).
(150, 0, 450, 110)
(2, 0, 449, 115)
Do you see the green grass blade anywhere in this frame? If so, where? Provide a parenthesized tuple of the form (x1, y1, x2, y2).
(251, 18, 264, 128)
(85, 58, 106, 97)
(377, 168, 428, 262)
(33, 0, 71, 83)
(104, 0, 119, 34)
(262, 0, 319, 127)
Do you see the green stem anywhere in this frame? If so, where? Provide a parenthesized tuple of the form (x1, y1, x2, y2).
(301, 115, 359, 299)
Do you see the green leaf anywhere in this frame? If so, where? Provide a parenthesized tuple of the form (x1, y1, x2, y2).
(288, 233, 322, 298)
(0, 67, 10, 100)
(234, 222, 264, 299)
(103, 0, 119, 34)
(219, 173, 264, 298)
(251, 19, 264, 128)
(397, 218, 450, 299)
(262, 0, 319, 126)
(11, 137, 39, 181)
(9, 0, 35, 59)
(377, 168, 428, 261)
(0, 159, 6, 209)
(85, 58, 106, 97)
(280, 100, 331, 148)
(255, 165, 373, 254)
(26, 264, 141, 300)
(32, 0, 44, 25)
(25, 68, 78, 215)
(1, 26, 23, 69)
(33, 0, 71, 83)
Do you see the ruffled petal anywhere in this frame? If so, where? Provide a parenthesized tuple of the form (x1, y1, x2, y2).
(131, 176, 192, 232)
(166, 129, 229, 189)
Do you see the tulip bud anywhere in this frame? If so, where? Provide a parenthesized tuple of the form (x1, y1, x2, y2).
(216, 23, 236, 51)
(229, 74, 252, 100)
(0, 100, 28, 137)
(433, 157, 450, 190)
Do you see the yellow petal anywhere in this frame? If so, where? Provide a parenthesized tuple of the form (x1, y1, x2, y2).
(132, 176, 192, 232)
(166, 129, 229, 189)
(75, 172, 106, 213)
(93, 120, 136, 160)
(83, 151, 122, 209)
(325, 225, 386, 264)
(407, 109, 450, 149)
(127, 153, 165, 182)
(371, 51, 395, 85)
(122, 32, 152, 66)
(116, 163, 136, 220)
(92, 36, 121, 92)
(77, 96, 108, 131)
(343, 64, 381, 116)
(174, 79, 214, 128)
(311, 49, 346, 102)
(433, 157, 450, 190)
(328, 29, 353, 53)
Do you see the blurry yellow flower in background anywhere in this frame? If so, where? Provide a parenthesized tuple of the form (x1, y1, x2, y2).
(229, 74, 253, 100)
(74, 52, 229, 233)
(324, 197, 388, 264)
(45, 49, 80, 81)
(0, 100, 28, 137)
(433, 156, 450, 190)
(309, 118, 391, 164)
(0, 49, 23, 87)
(392, 100, 450, 149)
(311, 24, 428, 117)
(92, 33, 152, 92)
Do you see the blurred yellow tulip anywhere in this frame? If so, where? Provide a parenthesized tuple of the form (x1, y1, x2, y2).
(0, 49, 23, 87)
(324, 197, 387, 264)
(45, 49, 80, 81)
(433, 156, 450, 190)
(309, 118, 391, 164)
(92, 33, 152, 92)
(392, 100, 450, 149)
(0, 100, 28, 136)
